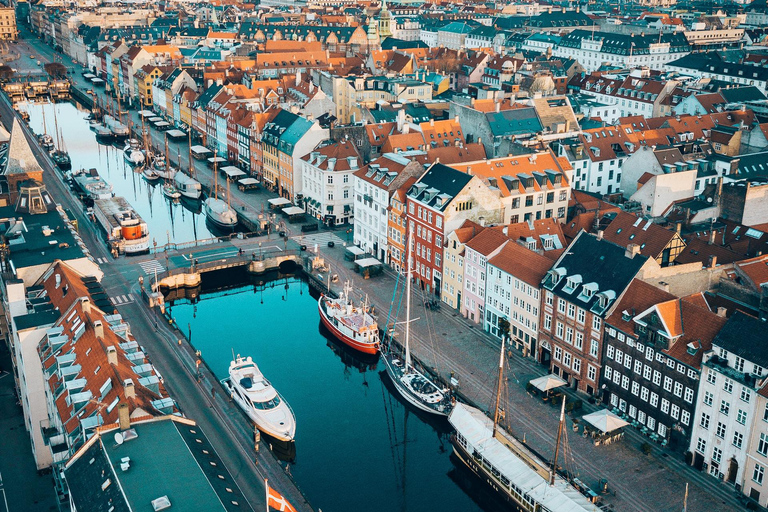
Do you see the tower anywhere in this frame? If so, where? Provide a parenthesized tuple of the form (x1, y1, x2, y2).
(378, 0, 392, 40)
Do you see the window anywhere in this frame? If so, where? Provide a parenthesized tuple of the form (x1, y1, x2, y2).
(641, 387, 649, 401)
(741, 388, 752, 403)
(716, 422, 726, 439)
(577, 308, 585, 324)
(684, 387, 694, 403)
(545, 291, 553, 307)
(704, 391, 713, 406)
(556, 322, 564, 339)
(572, 358, 581, 373)
(588, 365, 596, 381)
(720, 400, 730, 416)
(712, 447, 722, 465)
(590, 339, 599, 357)
(754, 464, 765, 485)
(759, 433, 768, 456)
(607, 345, 615, 359)
(661, 398, 670, 414)
(622, 375, 630, 390)
(707, 372, 717, 385)
(643, 364, 651, 380)
(558, 298, 566, 314)
(574, 332, 583, 350)
(650, 392, 659, 408)
(681, 410, 690, 425)
(733, 431, 744, 449)
(544, 314, 552, 331)
(631, 381, 640, 396)
(565, 327, 573, 345)
(653, 371, 661, 386)
(724, 379, 733, 394)
(673, 382, 683, 397)
(554, 346, 562, 362)
(567, 304, 575, 318)
(737, 409, 748, 425)
(696, 437, 707, 454)
(592, 316, 601, 332)
(663, 376, 673, 392)
(564, 352, 572, 368)
(605, 366, 612, 381)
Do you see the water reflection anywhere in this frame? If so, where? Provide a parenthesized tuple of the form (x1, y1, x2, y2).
(165, 272, 498, 512)
(25, 101, 216, 245)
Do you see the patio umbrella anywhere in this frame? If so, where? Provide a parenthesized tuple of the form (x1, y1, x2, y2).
(582, 409, 629, 433)
(529, 373, 567, 392)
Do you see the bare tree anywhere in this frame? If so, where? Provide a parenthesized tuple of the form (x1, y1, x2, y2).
(44, 62, 67, 79)
(0, 65, 14, 82)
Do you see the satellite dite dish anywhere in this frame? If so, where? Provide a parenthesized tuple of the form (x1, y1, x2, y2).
(114, 432, 124, 445)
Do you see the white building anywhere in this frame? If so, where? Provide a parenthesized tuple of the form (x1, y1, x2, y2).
(352, 153, 424, 261)
(689, 312, 765, 488)
(301, 140, 361, 226)
(553, 30, 691, 73)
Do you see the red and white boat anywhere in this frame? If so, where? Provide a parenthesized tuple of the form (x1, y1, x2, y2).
(318, 282, 380, 355)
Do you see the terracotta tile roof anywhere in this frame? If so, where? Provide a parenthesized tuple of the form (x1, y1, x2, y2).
(381, 132, 426, 153)
(40, 261, 92, 312)
(488, 241, 553, 286)
(606, 279, 676, 334)
(302, 141, 361, 171)
(366, 122, 398, 146)
(498, 218, 567, 260)
(734, 254, 768, 288)
(454, 219, 485, 244)
(693, 92, 726, 113)
(448, 151, 571, 197)
(599, 211, 680, 260)
(662, 299, 727, 369)
(39, 298, 173, 436)
(425, 143, 485, 164)
(673, 237, 742, 266)
(464, 228, 510, 256)
(419, 119, 465, 146)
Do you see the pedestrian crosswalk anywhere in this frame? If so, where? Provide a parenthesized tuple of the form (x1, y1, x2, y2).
(138, 260, 166, 275)
(110, 294, 135, 306)
(291, 232, 346, 247)
(96, 257, 109, 264)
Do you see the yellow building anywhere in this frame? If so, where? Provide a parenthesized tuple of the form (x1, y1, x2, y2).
(135, 65, 163, 108)
(0, 8, 17, 40)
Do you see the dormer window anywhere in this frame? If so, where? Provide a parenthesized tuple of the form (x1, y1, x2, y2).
(578, 282, 598, 302)
(563, 274, 582, 294)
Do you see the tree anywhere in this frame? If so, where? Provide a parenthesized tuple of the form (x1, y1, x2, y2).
(0, 65, 14, 83)
(44, 62, 67, 79)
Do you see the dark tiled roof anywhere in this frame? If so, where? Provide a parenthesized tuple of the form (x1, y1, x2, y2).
(711, 311, 768, 367)
(543, 231, 648, 316)
(560, 30, 690, 55)
(65, 440, 130, 512)
(407, 163, 472, 212)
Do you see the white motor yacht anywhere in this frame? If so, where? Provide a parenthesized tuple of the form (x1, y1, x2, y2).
(224, 355, 296, 442)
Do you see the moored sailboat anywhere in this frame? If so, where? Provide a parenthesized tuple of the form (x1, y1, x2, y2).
(448, 340, 600, 512)
(381, 235, 452, 416)
(204, 157, 237, 231)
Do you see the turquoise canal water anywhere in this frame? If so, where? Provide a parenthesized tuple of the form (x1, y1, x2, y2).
(25, 101, 217, 245)
(166, 272, 505, 512)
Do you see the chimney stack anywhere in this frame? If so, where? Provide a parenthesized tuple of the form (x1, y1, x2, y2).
(596, 230, 604, 241)
(94, 320, 104, 339)
(625, 243, 641, 259)
(118, 403, 130, 431)
(708, 229, 716, 245)
(124, 379, 135, 399)
(717, 306, 727, 317)
(708, 255, 718, 268)
(107, 345, 118, 366)
(81, 297, 91, 315)
(675, 222, 682, 236)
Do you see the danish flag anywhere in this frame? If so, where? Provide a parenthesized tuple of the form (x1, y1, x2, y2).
(266, 480, 297, 512)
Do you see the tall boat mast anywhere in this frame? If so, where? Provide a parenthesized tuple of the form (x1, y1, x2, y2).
(550, 396, 566, 486)
(188, 129, 195, 178)
(404, 234, 412, 369)
(492, 337, 505, 438)
(165, 134, 170, 175)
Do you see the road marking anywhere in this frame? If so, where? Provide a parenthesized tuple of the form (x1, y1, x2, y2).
(97, 257, 107, 264)
(111, 294, 135, 306)
(181, 248, 240, 263)
(291, 232, 345, 247)
(138, 260, 166, 275)
(0, 488, 7, 512)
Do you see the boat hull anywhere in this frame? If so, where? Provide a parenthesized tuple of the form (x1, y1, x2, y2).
(381, 353, 450, 416)
(450, 436, 531, 512)
(318, 298, 379, 355)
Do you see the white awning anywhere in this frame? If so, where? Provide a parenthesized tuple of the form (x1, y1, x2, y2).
(207, 157, 226, 164)
(529, 374, 567, 392)
(345, 246, 365, 256)
(238, 178, 259, 186)
(139, 110, 155, 118)
(581, 409, 629, 434)
(282, 206, 305, 215)
(355, 257, 382, 268)
(166, 129, 186, 139)
(190, 145, 211, 155)
(268, 197, 291, 207)
(221, 166, 246, 178)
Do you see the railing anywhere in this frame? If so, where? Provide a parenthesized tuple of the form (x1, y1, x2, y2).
(159, 249, 302, 279)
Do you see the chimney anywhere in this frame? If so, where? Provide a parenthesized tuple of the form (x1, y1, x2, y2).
(495, 101, 501, 113)
(94, 320, 104, 339)
(658, 281, 670, 292)
(708, 255, 718, 268)
(107, 345, 118, 365)
(717, 306, 727, 317)
(124, 379, 135, 399)
(502, 226, 508, 236)
(430, 118, 434, 126)
(118, 403, 130, 430)
(708, 230, 716, 245)
(454, 115, 459, 124)
(596, 230, 604, 240)
(625, 243, 641, 259)
(81, 297, 91, 315)
(675, 222, 682, 235)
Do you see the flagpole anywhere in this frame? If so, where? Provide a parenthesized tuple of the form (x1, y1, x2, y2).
(265, 478, 269, 512)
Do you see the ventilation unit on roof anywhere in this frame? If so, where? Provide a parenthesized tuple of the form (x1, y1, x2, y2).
(152, 496, 171, 511)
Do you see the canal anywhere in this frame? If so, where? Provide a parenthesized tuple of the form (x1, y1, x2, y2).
(26, 99, 505, 512)
(25, 100, 218, 246)
(166, 271, 505, 512)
